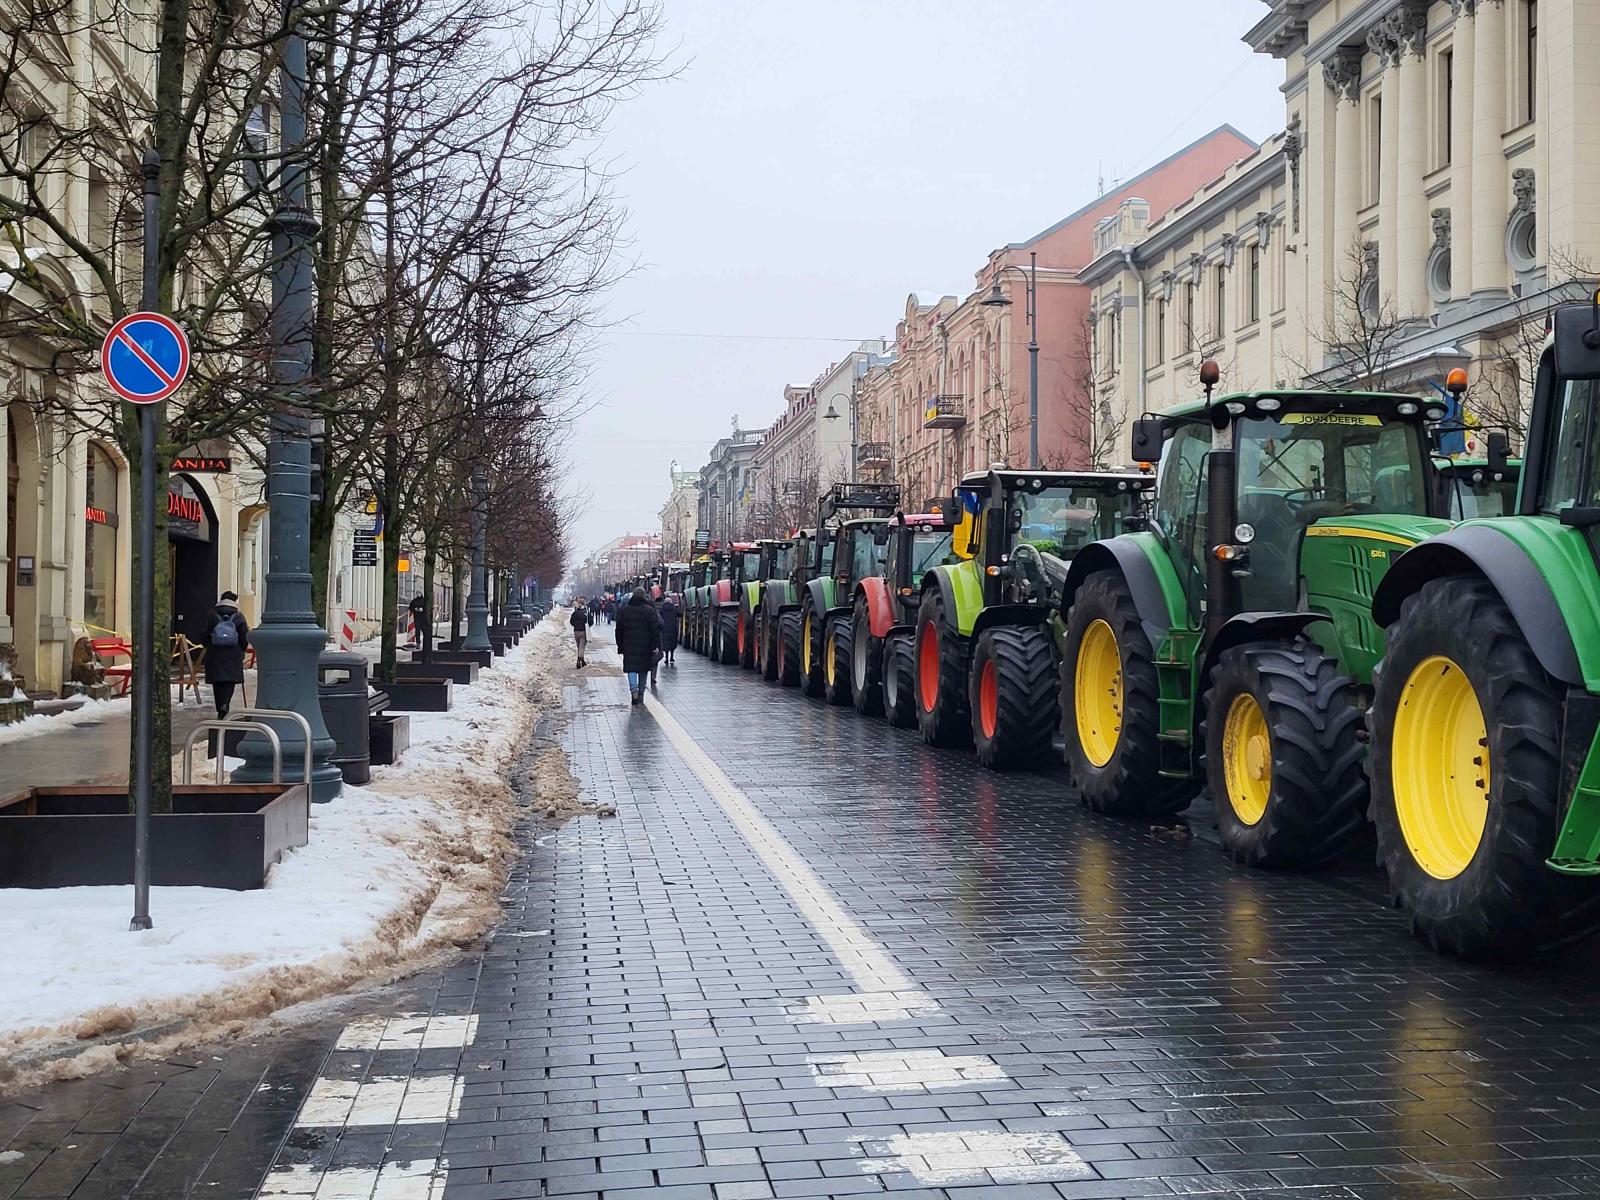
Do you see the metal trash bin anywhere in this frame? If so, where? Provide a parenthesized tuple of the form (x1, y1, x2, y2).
(317, 650, 372, 785)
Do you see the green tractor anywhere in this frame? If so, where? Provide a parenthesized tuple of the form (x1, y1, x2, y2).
(791, 484, 902, 701)
(916, 469, 1155, 768)
(686, 551, 723, 656)
(1434, 452, 1520, 519)
(744, 538, 797, 679)
(1059, 364, 1456, 865)
(847, 509, 956, 724)
(710, 543, 761, 666)
(1366, 300, 1600, 957)
(775, 526, 831, 688)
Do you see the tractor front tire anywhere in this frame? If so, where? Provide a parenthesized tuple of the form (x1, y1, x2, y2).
(779, 612, 802, 687)
(1202, 641, 1365, 868)
(971, 625, 1059, 770)
(882, 632, 916, 728)
(850, 598, 884, 717)
(717, 609, 739, 665)
(1061, 569, 1192, 816)
(915, 592, 971, 748)
(1371, 576, 1600, 959)
(801, 607, 826, 698)
(738, 606, 757, 670)
(823, 617, 853, 706)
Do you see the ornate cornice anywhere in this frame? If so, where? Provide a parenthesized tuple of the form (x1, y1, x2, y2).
(1369, 1, 1429, 65)
(1321, 44, 1364, 101)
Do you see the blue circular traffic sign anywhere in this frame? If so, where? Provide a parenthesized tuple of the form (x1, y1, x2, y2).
(101, 312, 190, 404)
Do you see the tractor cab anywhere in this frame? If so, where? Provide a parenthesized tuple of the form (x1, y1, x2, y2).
(1433, 448, 1520, 519)
(884, 510, 957, 620)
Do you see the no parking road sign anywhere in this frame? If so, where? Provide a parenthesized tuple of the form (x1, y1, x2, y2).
(101, 312, 190, 404)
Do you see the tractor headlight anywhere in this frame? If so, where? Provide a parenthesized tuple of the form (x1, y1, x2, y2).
(1234, 523, 1256, 544)
(1225, 401, 1247, 415)
(1397, 401, 1419, 415)
(1255, 397, 1281, 413)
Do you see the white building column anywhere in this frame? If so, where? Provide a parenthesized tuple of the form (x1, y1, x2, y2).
(1374, 43, 1401, 303)
(1391, 5, 1431, 317)
(1325, 48, 1365, 301)
(1471, 0, 1509, 296)
(1449, 1, 1476, 299)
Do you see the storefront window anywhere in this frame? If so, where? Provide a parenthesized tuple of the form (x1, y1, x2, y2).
(83, 442, 119, 631)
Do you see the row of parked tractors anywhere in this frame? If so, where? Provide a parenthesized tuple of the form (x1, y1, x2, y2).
(634, 297, 1600, 961)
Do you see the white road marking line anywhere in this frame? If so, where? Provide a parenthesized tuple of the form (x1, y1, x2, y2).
(258, 1158, 448, 1199)
(644, 695, 934, 1004)
(295, 1075, 463, 1128)
(808, 1050, 1006, 1092)
(334, 1013, 478, 1051)
(788, 991, 941, 1025)
(854, 1130, 1092, 1186)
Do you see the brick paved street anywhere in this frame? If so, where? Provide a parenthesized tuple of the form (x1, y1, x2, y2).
(7, 620, 1600, 1199)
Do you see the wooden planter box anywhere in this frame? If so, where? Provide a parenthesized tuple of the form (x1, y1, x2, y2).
(394, 659, 478, 685)
(490, 626, 522, 645)
(0, 784, 309, 890)
(382, 678, 452, 712)
(370, 713, 410, 766)
(414, 648, 492, 670)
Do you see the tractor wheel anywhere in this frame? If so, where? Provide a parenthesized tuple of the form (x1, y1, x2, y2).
(1371, 576, 1600, 958)
(823, 616, 853, 706)
(801, 606, 826, 697)
(882, 633, 917, 729)
(761, 613, 781, 682)
(1201, 641, 1365, 867)
(738, 606, 757, 670)
(717, 609, 739, 665)
(915, 592, 971, 748)
(850, 598, 884, 717)
(1061, 570, 1192, 816)
(779, 612, 802, 687)
(971, 625, 1058, 770)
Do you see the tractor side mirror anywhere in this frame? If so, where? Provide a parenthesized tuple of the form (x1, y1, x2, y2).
(1130, 417, 1167, 465)
(1122, 514, 1149, 533)
(1485, 430, 1510, 477)
(1554, 302, 1600, 379)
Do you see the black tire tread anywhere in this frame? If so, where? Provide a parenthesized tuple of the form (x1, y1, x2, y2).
(916, 592, 971, 748)
(972, 625, 1059, 770)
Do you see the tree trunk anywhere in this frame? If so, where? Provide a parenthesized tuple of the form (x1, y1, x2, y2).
(378, 433, 400, 685)
(450, 551, 463, 644)
(421, 536, 436, 658)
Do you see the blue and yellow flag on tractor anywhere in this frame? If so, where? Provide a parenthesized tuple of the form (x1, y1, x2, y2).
(952, 488, 981, 559)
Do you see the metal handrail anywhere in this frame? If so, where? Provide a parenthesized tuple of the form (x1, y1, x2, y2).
(182, 720, 281, 785)
(226, 707, 314, 787)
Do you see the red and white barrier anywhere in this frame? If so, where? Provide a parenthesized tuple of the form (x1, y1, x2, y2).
(340, 609, 359, 650)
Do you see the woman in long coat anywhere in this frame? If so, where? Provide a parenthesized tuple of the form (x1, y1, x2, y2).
(658, 595, 680, 666)
(614, 588, 661, 704)
(203, 590, 250, 717)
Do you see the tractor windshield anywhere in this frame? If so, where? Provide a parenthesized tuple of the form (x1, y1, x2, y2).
(770, 545, 794, 577)
(909, 530, 954, 585)
(818, 539, 836, 576)
(1441, 468, 1518, 518)
(1010, 487, 1130, 559)
(741, 551, 761, 579)
(851, 528, 887, 582)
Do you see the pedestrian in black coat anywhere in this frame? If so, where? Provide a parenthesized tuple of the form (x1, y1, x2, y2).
(203, 591, 250, 718)
(658, 597, 680, 666)
(614, 588, 660, 704)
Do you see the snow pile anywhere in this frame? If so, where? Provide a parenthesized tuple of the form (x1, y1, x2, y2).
(0, 615, 564, 1078)
(0, 696, 131, 747)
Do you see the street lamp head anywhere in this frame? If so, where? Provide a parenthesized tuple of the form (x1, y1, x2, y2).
(980, 282, 1013, 308)
(822, 402, 841, 421)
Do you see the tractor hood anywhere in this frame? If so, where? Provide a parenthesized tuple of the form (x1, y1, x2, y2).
(1302, 513, 1454, 550)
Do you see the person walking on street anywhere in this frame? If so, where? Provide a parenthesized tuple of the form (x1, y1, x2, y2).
(406, 592, 427, 650)
(204, 591, 250, 719)
(614, 588, 660, 705)
(658, 594, 680, 667)
(569, 599, 591, 667)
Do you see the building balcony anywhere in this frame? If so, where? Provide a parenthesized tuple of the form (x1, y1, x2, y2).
(922, 395, 966, 430)
(856, 441, 892, 468)
(782, 480, 807, 499)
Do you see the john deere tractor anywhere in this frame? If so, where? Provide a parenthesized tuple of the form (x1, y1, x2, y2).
(1365, 299, 1600, 957)
(1060, 367, 1455, 866)
(848, 509, 956, 723)
(792, 484, 902, 701)
(916, 469, 1154, 768)
(744, 538, 797, 679)
(711, 544, 761, 666)
(1434, 452, 1521, 519)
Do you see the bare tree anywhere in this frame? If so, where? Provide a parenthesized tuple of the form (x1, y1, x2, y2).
(1292, 239, 1408, 390)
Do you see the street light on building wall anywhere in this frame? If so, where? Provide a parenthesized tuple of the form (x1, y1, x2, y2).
(980, 250, 1040, 469)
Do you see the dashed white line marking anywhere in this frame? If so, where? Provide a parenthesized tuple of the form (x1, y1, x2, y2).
(294, 1075, 462, 1128)
(808, 1050, 1007, 1092)
(334, 1013, 477, 1051)
(854, 1130, 1092, 1186)
(788, 991, 941, 1025)
(258, 1157, 448, 1199)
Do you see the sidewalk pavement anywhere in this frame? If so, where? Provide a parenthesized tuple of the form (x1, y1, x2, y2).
(0, 701, 216, 794)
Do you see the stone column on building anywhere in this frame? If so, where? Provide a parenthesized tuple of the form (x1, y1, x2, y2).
(1449, 0, 1476, 299)
(1471, 0, 1509, 296)
(1324, 46, 1366, 309)
(1369, 19, 1402, 305)
(1389, 3, 1431, 317)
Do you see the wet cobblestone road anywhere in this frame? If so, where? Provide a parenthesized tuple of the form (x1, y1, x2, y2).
(8, 619, 1600, 1199)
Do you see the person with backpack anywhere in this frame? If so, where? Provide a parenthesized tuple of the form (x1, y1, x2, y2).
(204, 591, 250, 718)
(569, 598, 591, 667)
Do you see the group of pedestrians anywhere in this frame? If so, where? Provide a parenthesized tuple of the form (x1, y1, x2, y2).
(569, 590, 680, 705)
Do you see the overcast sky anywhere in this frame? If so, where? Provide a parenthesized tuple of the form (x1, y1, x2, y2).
(566, 0, 1286, 566)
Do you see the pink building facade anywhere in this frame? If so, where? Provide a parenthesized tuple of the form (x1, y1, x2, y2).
(856, 126, 1257, 504)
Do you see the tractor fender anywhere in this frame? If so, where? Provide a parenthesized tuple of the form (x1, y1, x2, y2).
(886, 622, 915, 640)
(741, 580, 762, 614)
(855, 576, 896, 640)
(970, 604, 1052, 643)
(1197, 611, 1331, 697)
(1372, 524, 1583, 686)
(713, 579, 734, 605)
(1061, 537, 1182, 652)
(924, 561, 985, 636)
(803, 577, 834, 622)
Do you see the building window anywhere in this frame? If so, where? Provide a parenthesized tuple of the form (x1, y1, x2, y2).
(1248, 244, 1261, 324)
(1111, 308, 1122, 374)
(1183, 282, 1195, 352)
(1506, 208, 1538, 273)
(1525, 0, 1537, 122)
(1154, 298, 1166, 365)
(1366, 92, 1383, 206)
(1213, 267, 1226, 338)
(84, 442, 119, 631)
(1438, 49, 1453, 167)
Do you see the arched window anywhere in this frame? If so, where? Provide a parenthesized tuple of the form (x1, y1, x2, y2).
(83, 441, 120, 630)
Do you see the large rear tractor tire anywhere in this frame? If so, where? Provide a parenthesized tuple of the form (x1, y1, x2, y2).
(850, 598, 884, 717)
(882, 633, 917, 729)
(915, 592, 971, 748)
(1371, 576, 1600, 958)
(1202, 641, 1365, 867)
(717, 608, 739, 665)
(971, 625, 1059, 770)
(779, 612, 802, 687)
(1061, 570, 1192, 816)
(738, 605, 757, 670)
(823, 617, 853, 706)
(801, 606, 826, 698)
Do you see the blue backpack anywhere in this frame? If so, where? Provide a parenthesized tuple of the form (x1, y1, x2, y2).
(211, 614, 239, 648)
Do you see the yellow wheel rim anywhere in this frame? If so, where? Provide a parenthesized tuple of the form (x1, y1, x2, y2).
(1220, 692, 1272, 827)
(802, 614, 812, 676)
(825, 628, 836, 685)
(1075, 620, 1123, 768)
(1392, 655, 1490, 880)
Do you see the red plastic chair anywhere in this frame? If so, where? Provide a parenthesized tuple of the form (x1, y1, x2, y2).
(90, 636, 133, 697)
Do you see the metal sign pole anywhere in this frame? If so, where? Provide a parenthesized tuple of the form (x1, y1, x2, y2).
(130, 147, 161, 932)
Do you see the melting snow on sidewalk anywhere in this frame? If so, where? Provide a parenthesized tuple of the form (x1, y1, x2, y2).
(0, 618, 563, 1075)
